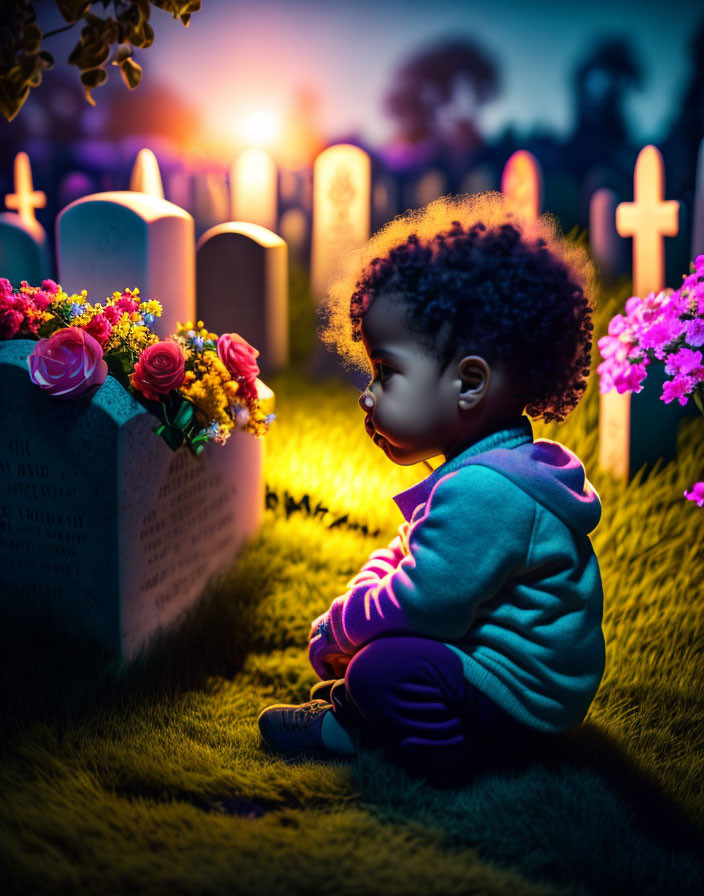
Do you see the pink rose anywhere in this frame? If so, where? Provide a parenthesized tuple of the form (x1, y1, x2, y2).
(131, 339, 185, 401)
(217, 333, 259, 400)
(102, 304, 121, 325)
(28, 326, 107, 400)
(41, 279, 60, 295)
(83, 313, 112, 348)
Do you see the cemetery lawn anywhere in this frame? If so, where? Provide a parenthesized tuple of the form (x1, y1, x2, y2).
(2, 281, 704, 896)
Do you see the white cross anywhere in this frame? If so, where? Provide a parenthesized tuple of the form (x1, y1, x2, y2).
(5, 152, 46, 236)
(615, 145, 679, 296)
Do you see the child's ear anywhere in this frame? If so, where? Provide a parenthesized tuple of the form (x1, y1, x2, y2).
(456, 355, 490, 410)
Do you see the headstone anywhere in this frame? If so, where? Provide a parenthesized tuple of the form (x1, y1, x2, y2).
(589, 187, 628, 282)
(414, 169, 447, 208)
(0, 215, 52, 286)
(372, 175, 398, 228)
(230, 149, 278, 233)
(278, 207, 308, 261)
(1, 152, 52, 284)
(501, 150, 542, 222)
(310, 144, 371, 300)
(166, 169, 193, 213)
(193, 171, 230, 235)
(129, 148, 165, 199)
(461, 164, 498, 195)
(0, 338, 271, 660)
(691, 137, 704, 260)
(599, 145, 695, 482)
(57, 191, 195, 340)
(196, 222, 288, 375)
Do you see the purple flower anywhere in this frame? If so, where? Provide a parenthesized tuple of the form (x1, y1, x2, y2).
(684, 481, 704, 507)
(684, 318, 704, 347)
(664, 347, 703, 377)
(661, 373, 695, 406)
(28, 326, 108, 400)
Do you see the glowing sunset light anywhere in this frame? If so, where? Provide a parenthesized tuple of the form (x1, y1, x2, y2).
(238, 109, 281, 148)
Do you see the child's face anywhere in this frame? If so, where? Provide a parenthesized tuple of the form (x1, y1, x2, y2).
(358, 291, 481, 465)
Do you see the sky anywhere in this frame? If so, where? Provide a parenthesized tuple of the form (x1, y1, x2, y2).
(38, 0, 704, 151)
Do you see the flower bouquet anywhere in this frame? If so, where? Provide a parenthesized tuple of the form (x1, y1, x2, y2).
(597, 255, 704, 507)
(0, 278, 275, 456)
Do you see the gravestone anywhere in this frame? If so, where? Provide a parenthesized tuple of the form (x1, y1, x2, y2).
(599, 145, 697, 483)
(1, 152, 52, 284)
(230, 149, 277, 233)
(414, 169, 447, 208)
(311, 144, 370, 300)
(0, 339, 272, 660)
(691, 137, 704, 260)
(589, 187, 628, 283)
(166, 169, 193, 213)
(501, 150, 542, 222)
(57, 191, 195, 339)
(0, 215, 52, 285)
(371, 175, 398, 230)
(196, 222, 288, 375)
(130, 148, 165, 199)
(278, 207, 308, 262)
(193, 171, 229, 237)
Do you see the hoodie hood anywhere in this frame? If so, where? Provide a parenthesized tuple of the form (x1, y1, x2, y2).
(393, 415, 602, 536)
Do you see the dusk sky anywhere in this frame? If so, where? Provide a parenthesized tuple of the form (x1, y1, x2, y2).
(38, 0, 704, 151)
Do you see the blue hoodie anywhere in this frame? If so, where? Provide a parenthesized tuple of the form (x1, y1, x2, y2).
(328, 415, 606, 733)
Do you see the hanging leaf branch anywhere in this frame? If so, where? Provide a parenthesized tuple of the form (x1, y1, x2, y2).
(0, 0, 201, 122)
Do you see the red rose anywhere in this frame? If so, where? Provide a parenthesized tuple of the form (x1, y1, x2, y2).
(217, 333, 259, 399)
(131, 339, 185, 401)
(83, 312, 112, 347)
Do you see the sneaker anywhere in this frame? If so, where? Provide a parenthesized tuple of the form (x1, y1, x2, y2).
(308, 679, 337, 702)
(257, 699, 339, 760)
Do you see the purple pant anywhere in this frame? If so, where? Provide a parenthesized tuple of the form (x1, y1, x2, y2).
(334, 636, 532, 771)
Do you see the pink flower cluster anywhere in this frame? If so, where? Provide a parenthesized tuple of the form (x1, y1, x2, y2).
(0, 278, 59, 339)
(597, 256, 704, 407)
(684, 482, 704, 507)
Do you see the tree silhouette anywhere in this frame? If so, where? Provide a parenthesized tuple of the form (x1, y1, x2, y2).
(383, 37, 500, 153)
(571, 37, 643, 147)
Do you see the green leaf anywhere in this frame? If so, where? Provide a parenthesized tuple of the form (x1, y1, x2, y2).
(119, 57, 141, 90)
(173, 400, 194, 429)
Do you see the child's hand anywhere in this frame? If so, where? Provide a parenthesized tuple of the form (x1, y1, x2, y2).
(308, 611, 351, 680)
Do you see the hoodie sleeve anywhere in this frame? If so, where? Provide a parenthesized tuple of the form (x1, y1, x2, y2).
(328, 465, 535, 653)
(344, 522, 409, 588)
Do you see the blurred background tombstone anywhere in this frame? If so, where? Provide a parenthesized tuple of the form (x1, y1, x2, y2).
(230, 149, 278, 233)
(165, 169, 193, 214)
(501, 149, 543, 222)
(691, 137, 704, 259)
(599, 144, 697, 483)
(129, 148, 165, 199)
(414, 168, 447, 208)
(57, 191, 195, 338)
(310, 143, 371, 301)
(0, 151, 51, 284)
(193, 170, 230, 239)
(278, 207, 309, 265)
(196, 222, 288, 375)
(589, 187, 628, 283)
(371, 174, 399, 231)
(461, 164, 498, 195)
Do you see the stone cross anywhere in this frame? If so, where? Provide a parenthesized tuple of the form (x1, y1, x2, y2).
(691, 137, 704, 260)
(615, 145, 679, 298)
(230, 149, 278, 233)
(129, 148, 165, 199)
(4, 151, 46, 238)
(599, 145, 687, 483)
(501, 150, 542, 222)
(310, 144, 371, 301)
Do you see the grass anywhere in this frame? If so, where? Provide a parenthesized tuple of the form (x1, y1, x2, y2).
(1, 273, 703, 895)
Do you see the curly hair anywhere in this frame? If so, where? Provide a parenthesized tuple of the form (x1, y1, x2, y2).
(318, 191, 598, 424)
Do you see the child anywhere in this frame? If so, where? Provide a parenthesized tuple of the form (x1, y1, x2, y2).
(257, 191, 606, 782)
